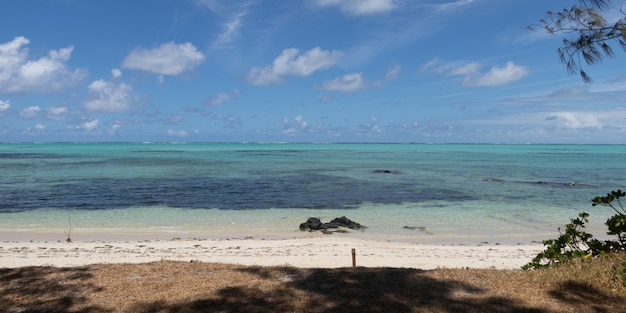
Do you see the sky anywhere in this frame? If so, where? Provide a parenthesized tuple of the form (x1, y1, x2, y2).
(1, 0, 626, 143)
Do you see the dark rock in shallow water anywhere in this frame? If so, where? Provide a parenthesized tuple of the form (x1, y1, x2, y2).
(372, 169, 401, 174)
(299, 217, 323, 231)
(534, 181, 588, 188)
(299, 216, 364, 233)
(327, 216, 362, 230)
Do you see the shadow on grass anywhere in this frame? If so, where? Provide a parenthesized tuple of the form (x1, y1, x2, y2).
(549, 280, 625, 313)
(0, 266, 109, 313)
(4, 263, 623, 312)
(131, 267, 545, 313)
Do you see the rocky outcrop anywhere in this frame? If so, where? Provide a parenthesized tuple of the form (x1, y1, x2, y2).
(300, 217, 324, 231)
(299, 216, 364, 233)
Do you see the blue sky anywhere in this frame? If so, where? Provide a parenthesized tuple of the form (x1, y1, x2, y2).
(1, 0, 625, 143)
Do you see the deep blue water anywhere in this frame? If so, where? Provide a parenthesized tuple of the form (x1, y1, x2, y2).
(1, 143, 624, 213)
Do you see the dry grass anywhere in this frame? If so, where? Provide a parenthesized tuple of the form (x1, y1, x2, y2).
(1, 253, 625, 313)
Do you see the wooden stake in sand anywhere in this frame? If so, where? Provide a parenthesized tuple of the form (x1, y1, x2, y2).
(352, 248, 356, 267)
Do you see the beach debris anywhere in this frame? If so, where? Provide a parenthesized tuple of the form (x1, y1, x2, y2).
(402, 225, 433, 235)
(299, 216, 365, 234)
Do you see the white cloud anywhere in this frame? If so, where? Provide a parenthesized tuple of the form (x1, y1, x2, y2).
(312, 0, 395, 15)
(463, 61, 529, 86)
(198, 1, 257, 50)
(548, 86, 590, 98)
(217, 13, 244, 45)
(317, 73, 367, 92)
(352, 115, 382, 137)
(283, 114, 309, 135)
(420, 57, 444, 73)
(84, 79, 134, 113)
(82, 118, 99, 132)
(122, 42, 205, 76)
(194, 0, 223, 12)
(213, 113, 241, 129)
(167, 114, 183, 124)
(433, 0, 476, 12)
(195, 0, 258, 49)
(385, 65, 401, 80)
(111, 68, 122, 78)
(545, 112, 603, 130)
(167, 129, 188, 137)
(20, 106, 41, 119)
(208, 89, 241, 106)
(403, 120, 420, 129)
(0, 100, 10, 115)
(294, 115, 307, 128)
(320, 94, 335, 102)
(516, 27, 553, 45)
(110, 121, 122, 134)
(22, 123, 46, 136)
(449, 62, 481, 76)
(247, 47, 342, 86)
(225, 115, 240, 128)
(212, 8, 249, 49)
(46, 106, 70, 120)
(421, 57, 480, 76)
(477, 109, 626, 132)
(422, 58, 528, 86)
(0, 36, 86, 93)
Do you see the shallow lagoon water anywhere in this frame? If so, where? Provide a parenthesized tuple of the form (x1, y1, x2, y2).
(1, 143, 624, 244)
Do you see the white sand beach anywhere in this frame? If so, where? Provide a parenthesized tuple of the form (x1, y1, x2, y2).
(0, 236, 544, 270)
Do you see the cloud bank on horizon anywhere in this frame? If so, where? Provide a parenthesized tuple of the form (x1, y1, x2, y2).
(1, 0, 625, 143)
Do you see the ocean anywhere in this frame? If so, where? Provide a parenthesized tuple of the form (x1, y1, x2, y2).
(1, 143, 625, 244)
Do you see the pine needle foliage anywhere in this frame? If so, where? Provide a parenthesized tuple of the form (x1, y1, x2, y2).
(532, 0, 626, 83)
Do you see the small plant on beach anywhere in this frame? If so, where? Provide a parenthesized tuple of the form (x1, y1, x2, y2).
(64, 213, 73, 243)
(523, 189, 626, 270)
(610, 260, 626, 286)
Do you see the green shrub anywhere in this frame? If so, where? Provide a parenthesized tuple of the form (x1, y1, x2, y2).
(523, 189, 626, 270)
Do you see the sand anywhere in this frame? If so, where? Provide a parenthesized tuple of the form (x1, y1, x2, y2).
(0, 235, 544, 270)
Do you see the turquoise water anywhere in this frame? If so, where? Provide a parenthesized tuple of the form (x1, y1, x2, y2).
(1, 143, 625, 244)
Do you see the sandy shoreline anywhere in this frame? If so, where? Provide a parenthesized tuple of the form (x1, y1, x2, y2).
(0, 236, 544, 270)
